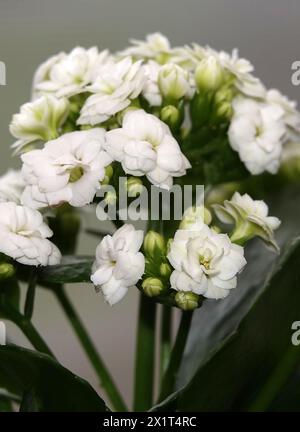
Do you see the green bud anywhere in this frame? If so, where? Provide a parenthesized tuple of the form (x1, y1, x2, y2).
(160, 105, 181, 129)
(175, 291, 200, 311)
(142, 277, 164, 297)
(104, 190, 117, 205)
(215, 101, 233, 121)
(211, 225, 221, 234)
(101, 165, 113, 186)
(126, 176, 144, 197)
(214, 87, 234, 105)
(159, 262, 172, 278)
(195, 56, 224, 91)
(0, 263, 15, 281)
(180, 206, 212, 229)
(144, 231, 166, 258)
(158, 64, 190, 101)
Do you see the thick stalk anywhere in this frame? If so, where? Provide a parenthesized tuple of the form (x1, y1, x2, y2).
(133, 294, 157, 411)
(158, 311, 193, 402)
(160, 306, 172, 379)
(3, 304, 54, 357)
(54, 286, 127, 412)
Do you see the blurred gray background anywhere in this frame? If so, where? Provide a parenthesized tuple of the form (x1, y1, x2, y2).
(0, 0, 300, 408)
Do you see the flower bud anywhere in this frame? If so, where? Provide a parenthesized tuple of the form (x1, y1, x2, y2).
(215, 101, 233, 121)
(101, 165, 113, 186)
(142, 277, 164, 297)
(160, 105, 181, 129)
(144, 231, 166, 258)
(158, 64, 190, 101)
(214, 87, 234, 105)
(0, 263, 15, 281)
(126, 177, 144, 197)
(104, 190, 117, 205)
(159, 262, 172, 278)
(195, 56, 224, 91)
(10, 95, 69, 154)
(180, 206, 212, 230)
(175, 291, 200, 311)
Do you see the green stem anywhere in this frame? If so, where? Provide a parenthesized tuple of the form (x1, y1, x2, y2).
(134, 293, 157, 411)
(24, 270, 37, 320)
(54, 286, 127, 412)
(247, 345, 300, 412)
(158, 311, 193, 402)
(3, 304, 54, 357)
(160, 306, 172, 379)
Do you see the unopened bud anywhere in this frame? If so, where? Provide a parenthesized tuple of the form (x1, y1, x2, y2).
(159, 262, 172, 278)
(101, 165, 113, 186)
(180, 206, 212, 230)
(0, 263, 15, 281)
(195, 56, 224, 91)
(158, 64, 190, 101)
(160, 105, 181, 129)
(175, 291, 200, 311)
(126, 177, 144, 197)
(144, 231, 166, 258)
(142, 277, 164, 297)
(104, 190, 117, 205)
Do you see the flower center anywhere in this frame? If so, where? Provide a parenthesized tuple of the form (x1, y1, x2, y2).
(69, 166, 84, 183)
(198, 248, 212, 270)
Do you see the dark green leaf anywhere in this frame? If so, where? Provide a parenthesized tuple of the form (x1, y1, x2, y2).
(152, 234, 300, 411)
(0, 345, 109, 412)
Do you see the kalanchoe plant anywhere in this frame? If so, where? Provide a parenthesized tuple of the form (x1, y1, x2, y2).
(0, 33, 300, 412)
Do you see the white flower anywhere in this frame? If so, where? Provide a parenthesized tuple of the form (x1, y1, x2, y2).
(119, 33, 171, 61)
(10, 95, 69, 154)
(266, 89, 300, 140)
(158, 63, 191, 101)
(105, 109, 191, 189)
(0, 202, 61, 266)
(168, 224, 246, 299)
(228, 96, 286, 174)
(213, 192, 281, 251)
(33, 47, 111, 98)
(91, 224, 145, 305)
(21, 129, 112, 209)
(142, 60, 162, 106)
(216, 48, 266, 98)
(0, 170, 25, 204)
(195, 56, 224, 91)
(77, 57, 145, 125)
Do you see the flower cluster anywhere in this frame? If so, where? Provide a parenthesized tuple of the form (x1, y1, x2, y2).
(1, 34, 289, 308)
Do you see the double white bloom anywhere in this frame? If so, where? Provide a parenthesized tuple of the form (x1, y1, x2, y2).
(213, 192, 281, 251)
(91, 224, 145, 305)
(168, 223, 246, 299)
(106, 109, 191, 189)
(77, 57, 146, 125)
(228, 96, 286, 175)
(21, 129, 112, 209)
(0, 202, 61, 266)
(33, 47, 111, 98)
(10, 95, 69, 154)
(0, 170, 25, 204)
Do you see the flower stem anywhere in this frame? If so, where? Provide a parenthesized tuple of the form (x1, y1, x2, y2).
(158, 310, 193, 402)
(54, 286, 127, 412)
(160, 305, 172, 379)
(133, 293, 157, 411)
(3, 303, 54, 357)
(24, 270, 37, 320)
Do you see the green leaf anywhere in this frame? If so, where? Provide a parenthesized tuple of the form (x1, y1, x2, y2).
(152, 234, 300, 411)
(0, 278, 20, 318)
(0, 345, 109, 412)
(17, 256, 93, 285)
